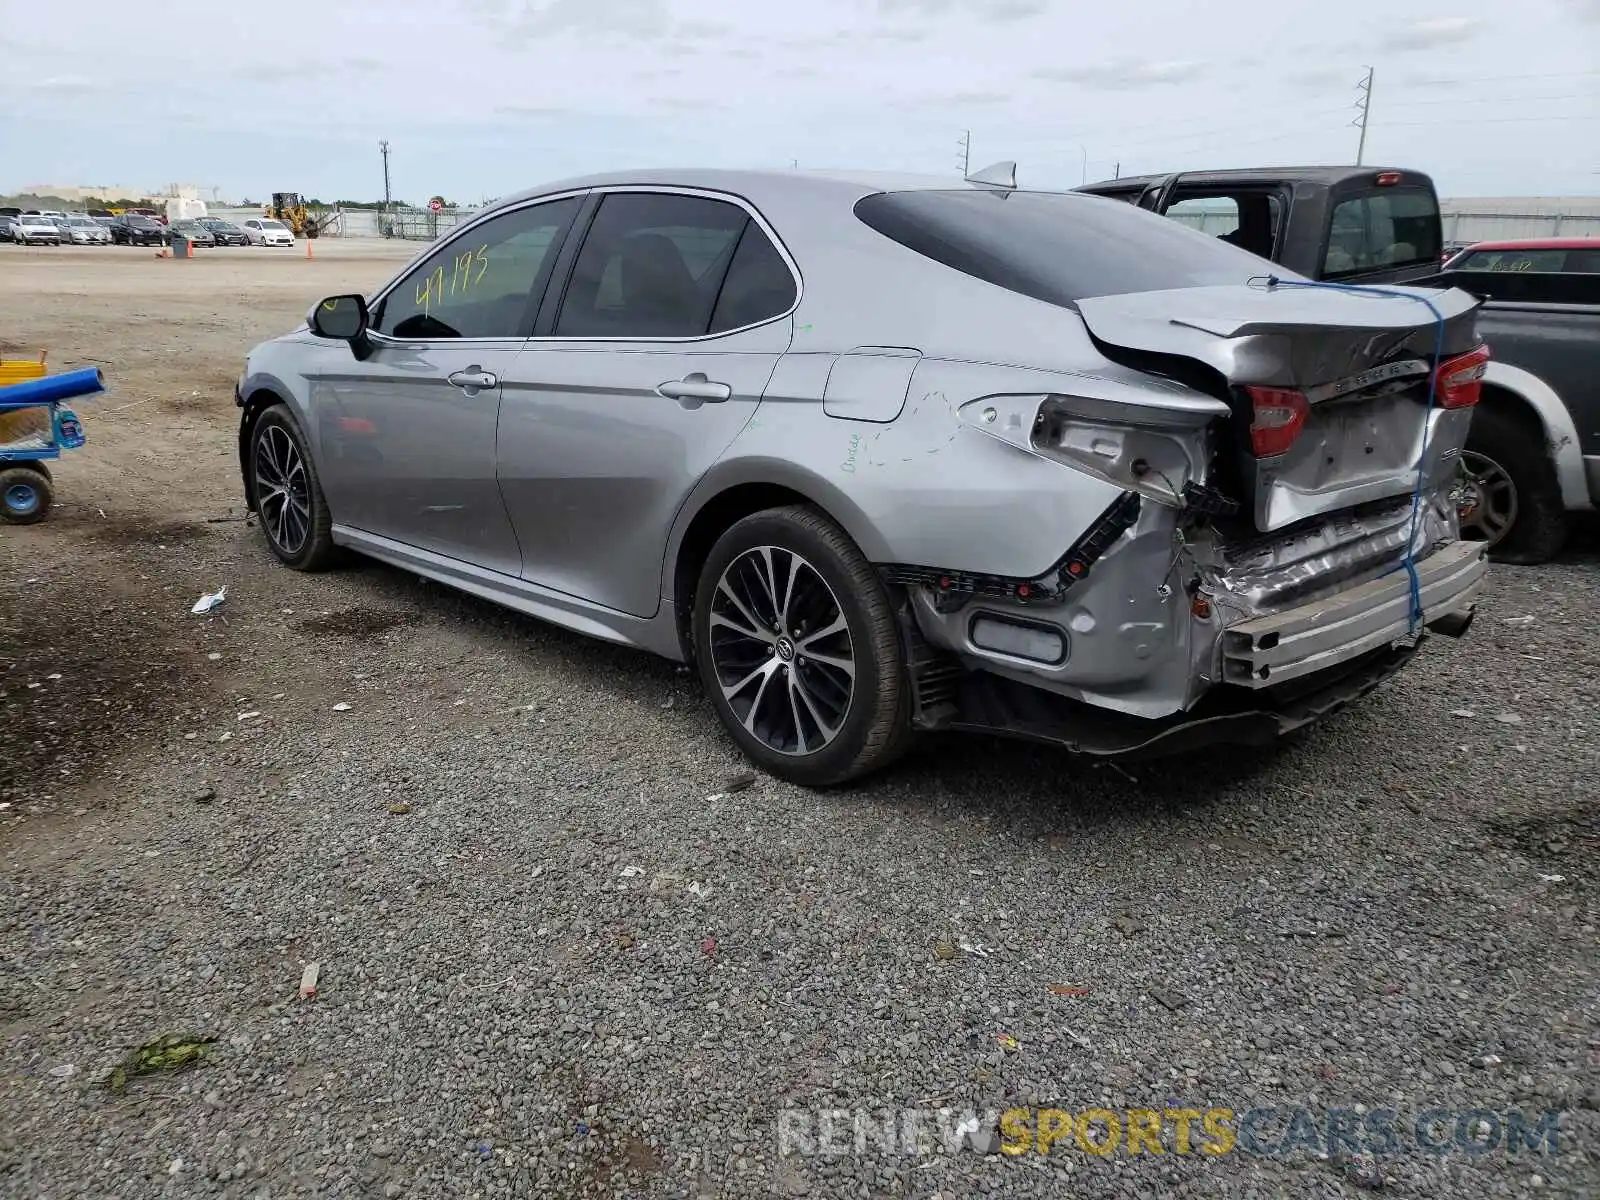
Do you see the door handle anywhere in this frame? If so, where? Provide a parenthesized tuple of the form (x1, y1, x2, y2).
(447, 367, 498, 391)
(656, 373, 732, 403)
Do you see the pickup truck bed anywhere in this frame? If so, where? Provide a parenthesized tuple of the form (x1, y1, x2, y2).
(1412, 267, 1600, 562)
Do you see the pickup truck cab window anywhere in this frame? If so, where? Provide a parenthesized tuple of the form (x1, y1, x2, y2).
(1322, 188, 1441, 278)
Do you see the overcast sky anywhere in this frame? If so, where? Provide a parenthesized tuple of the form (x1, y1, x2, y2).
(3, 0, 1596, 203)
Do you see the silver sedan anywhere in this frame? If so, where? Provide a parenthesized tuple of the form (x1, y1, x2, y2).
(235, 167, 1489, 785)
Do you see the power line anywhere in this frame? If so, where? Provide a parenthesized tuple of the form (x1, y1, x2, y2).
(986, 89, 1590, 155)
(1381, 92, 1596, 109)
(1392, 69, 1600, 85)
(1380, 114, 1600, 128)
(982, 93, 1595, 161)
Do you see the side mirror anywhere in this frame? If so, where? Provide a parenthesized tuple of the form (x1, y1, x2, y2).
(310, 294, 368, 340)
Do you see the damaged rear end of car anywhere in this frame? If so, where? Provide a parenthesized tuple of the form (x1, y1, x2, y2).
(844, 186, 1489, 756)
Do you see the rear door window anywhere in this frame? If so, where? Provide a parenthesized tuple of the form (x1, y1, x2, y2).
(1566, 248, 1600, 274)
(854, 188, 1289, 305)
(1164, 191, 1283, 260)
(1322, 187, 1441, 277)
(553, 192, 754, 338)
(708, 221, 798, 334)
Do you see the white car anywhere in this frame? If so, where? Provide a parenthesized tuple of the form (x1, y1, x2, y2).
(58, 216, 110, 245)
(11, 214, 62, 245)
(242, 218, 295, 247)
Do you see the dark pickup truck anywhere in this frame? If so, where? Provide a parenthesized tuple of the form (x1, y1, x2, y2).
(1418, 243, 1600, 562)
(1078, 168, 1598, 562)
(1078, 165, 1446, 285)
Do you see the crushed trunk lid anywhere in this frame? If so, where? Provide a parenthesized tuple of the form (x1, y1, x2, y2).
(1076, 282, 1485, 531)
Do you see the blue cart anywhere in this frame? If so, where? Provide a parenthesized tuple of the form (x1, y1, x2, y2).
(0, 367, 105, 524)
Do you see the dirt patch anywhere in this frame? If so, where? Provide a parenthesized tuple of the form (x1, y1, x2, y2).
(83, 516, 211, 547)
(0, 573, 220, 806)
(1486, 798, 1600, 887)
(297, 607, 410, 640)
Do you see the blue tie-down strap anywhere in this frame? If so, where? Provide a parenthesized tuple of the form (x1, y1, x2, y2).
(1247, 274, 1447, 636)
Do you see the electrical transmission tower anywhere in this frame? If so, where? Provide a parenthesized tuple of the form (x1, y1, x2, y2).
(1352, 68, 1374, 165)
(957, 130, 970, 177)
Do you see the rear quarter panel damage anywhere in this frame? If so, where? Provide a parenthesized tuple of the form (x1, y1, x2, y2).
(707, 352, 1132, 581)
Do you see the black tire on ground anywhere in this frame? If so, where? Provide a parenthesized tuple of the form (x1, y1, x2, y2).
(248, 405, 339, 571)
(692, 504, 913, 787)
(0, 466, 54, 525)
(1461, 403, 1568, 565)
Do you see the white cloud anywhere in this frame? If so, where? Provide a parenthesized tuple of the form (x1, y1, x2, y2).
(1033, 60, 1206, 88)
(1381, 17, 1484, 51)
(2, 0, 1594, 202)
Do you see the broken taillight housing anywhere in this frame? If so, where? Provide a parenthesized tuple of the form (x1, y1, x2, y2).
(1244, 386, 1309, 458)
(1432, 343, 1490, 410)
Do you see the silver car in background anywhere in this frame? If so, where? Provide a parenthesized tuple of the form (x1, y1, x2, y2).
(236, 167, 1489, 786)
(59, 216, 111, 245)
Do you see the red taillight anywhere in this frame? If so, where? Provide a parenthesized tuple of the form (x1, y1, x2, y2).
(1375, 171, 1402, 186)
(1245, 386, 1310, 457)
(1433, 343, 1490, 410)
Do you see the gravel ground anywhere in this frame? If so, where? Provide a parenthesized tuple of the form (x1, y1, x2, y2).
(2, 244, 1598, 1199)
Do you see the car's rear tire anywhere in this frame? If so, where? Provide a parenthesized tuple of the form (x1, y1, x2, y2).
(1457, 404, 1568, 565)
(692, 505, 913, 787)
(249, 405, 338, 571)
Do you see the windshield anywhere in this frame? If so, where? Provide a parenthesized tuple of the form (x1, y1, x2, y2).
(853, 189, 1295, 304)
(261, 220, 288, 230)
(68, 218, 96, 226)
(128, 216, 158, 227)
(212, 222, 240, 231)
(20, 216, 52, 225)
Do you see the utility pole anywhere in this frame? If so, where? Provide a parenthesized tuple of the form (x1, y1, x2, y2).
(1114, 161, 1120, 179)
(1353, 68, 1374, 165)
(379, 139, 392, 215)
(957, 130, 970, 177)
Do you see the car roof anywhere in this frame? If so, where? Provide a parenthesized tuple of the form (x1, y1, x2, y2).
(1452, 237, 1599, 252)
(1078, 165, 1434, 191)
(476, 166, 1082, 218)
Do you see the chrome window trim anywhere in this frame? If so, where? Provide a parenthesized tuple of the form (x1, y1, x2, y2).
(362, 183, 803, 350)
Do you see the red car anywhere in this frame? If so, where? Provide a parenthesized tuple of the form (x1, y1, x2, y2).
(1442, 236, 1600, 274)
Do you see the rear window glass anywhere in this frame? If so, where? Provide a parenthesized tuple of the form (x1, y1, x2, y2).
(1322, 187, 1441, 277)
(853, 189, 1290, 305)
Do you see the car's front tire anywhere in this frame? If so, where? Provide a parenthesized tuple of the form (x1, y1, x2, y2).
(692, 505, 913, 787)
(249, 405, 337, 570)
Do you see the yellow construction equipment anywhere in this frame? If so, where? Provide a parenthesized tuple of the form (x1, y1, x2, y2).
(265, 193, 337, 239)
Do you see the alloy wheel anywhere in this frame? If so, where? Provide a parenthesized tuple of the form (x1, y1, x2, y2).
(707, 546, 856, 756)
(1453, 450, 1518, 546)
(254, 424, 311, 555)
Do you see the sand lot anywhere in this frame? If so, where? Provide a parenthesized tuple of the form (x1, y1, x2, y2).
(1, 241, 1598, 1199)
